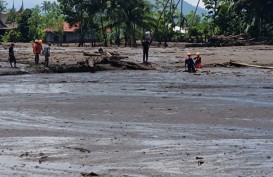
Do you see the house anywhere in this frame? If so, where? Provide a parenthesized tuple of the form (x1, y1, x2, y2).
(44, 22, 82, 43)
(0, 0, 24, 31)
(44, 22, 96, 43)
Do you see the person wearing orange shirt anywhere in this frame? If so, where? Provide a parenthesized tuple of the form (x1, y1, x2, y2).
(33, 39, 43, 65)
(194, 52, 202, 70)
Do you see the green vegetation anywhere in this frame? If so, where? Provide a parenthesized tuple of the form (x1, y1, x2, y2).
(1, 0, 273, 45)
(1, 1, 63, 42)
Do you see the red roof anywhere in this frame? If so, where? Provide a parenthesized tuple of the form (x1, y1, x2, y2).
(44, 22, 80, 33)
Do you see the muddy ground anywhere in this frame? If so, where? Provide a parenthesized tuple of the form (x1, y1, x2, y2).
(0, 43, 273, 176)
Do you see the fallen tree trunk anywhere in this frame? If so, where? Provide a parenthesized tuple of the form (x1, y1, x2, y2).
(230, 61, 273, 69)
(34, 51, 154, 73)
(83, 52, 101, 57)
(90, 51, 154, 70)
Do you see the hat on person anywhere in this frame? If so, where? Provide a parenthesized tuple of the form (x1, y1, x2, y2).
(187, 52, 192, 56)
(35, 39, 38, 42)
(196, 52, 200, 56)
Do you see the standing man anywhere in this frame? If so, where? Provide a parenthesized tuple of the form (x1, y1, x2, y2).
(33, 39, 43, 65)
(9, 43, 16, 68)
(33, 39, 39, 64)
(142, 38, 150, 63)
(43, 43, 51, 67)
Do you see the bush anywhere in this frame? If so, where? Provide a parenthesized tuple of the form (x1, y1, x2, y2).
(1, 30, 22, 42)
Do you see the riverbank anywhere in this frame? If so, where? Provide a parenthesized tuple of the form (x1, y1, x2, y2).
(0, 43, 273, 75)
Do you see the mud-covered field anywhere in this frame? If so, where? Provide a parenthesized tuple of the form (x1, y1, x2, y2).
(0, 44, 273, 176)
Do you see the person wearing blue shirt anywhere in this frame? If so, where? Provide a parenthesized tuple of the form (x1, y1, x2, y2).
(185, 52, 196, 72)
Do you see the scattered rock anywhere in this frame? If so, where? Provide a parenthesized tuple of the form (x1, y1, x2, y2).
(66, 147, 91, 153)
(196, 156, 204, 160)
(81, 172, 99, 177)
(38, 156, 48, 164)
(19, 152, 29, 157)
(197, 160, 205, 166)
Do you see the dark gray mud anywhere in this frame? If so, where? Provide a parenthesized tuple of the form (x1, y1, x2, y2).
(0, 68, 273, 176)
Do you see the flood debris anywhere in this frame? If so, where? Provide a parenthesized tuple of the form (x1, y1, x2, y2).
(81, 172, 99, 177)
(196, 156, 204, 160)
(196, 157, 205, 166)
(65, 147, 91, 153)
(38, 156, 48, 164)
(19, 152, 29, 158)
(38, 51, 154, 73)
(230, 61, 273, 69)
(205, 34, 252, 47)
(86, 51, 154, 71)
(197, 159, 205, 166)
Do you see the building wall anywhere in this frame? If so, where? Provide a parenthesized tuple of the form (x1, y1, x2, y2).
(46, 32, 92, 43)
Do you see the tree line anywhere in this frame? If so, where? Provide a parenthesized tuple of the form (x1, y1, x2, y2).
(1, 0, 273, 46)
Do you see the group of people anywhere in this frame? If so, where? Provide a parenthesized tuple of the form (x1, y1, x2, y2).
(185, 52, 202, 72)
(141, 30, 202, 72)
(141, 38, 202, 73)
(8, 39, 51, 68)
(32, 39, 51, 67)
(9, 39, 201, 72)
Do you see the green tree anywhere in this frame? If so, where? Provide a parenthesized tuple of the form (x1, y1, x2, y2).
(0, 0, 7, 12)
(117, 0, 151, 46)
(234, 0, 273, 39)
(203, 0, 218, 35)
(41, 5, 64, 45)
(58, 0, 91, 47)
(41, 1, 52, 14)
(2, 29, 21, 42)
(153, 0, 181, 46)
(186, 11, 201, 40)
(17, 9, 33, 42)
(28, 5, 42, 40)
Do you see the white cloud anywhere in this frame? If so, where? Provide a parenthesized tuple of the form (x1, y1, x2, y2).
(186, 0, 205, 9)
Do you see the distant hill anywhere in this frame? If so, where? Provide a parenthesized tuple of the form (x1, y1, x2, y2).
(149, 0, 207, 16)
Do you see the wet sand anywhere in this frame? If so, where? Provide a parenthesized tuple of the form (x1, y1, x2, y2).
(0, 44, 273, 176)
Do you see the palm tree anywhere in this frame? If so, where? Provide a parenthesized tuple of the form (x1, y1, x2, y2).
(117, 0, 151, 47)
(41, 1, 51, 14)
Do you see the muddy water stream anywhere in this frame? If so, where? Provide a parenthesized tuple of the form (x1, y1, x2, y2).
(0, 69, 273, 176)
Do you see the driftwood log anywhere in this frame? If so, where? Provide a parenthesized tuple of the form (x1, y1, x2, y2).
(230, 61, 273, 69)
(83, 52, 101, 57)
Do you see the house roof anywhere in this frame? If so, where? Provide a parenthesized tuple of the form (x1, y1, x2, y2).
(0, 1, 24, 30)
(44, 22, 80, 33)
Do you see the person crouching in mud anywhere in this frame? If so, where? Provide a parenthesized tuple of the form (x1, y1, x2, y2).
(9, 43, 17, 68)
(194, 52, 202, 70)
(185, 52, 196, 72)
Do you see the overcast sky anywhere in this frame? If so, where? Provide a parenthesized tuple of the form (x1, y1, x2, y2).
(9, 0, 205, 10)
